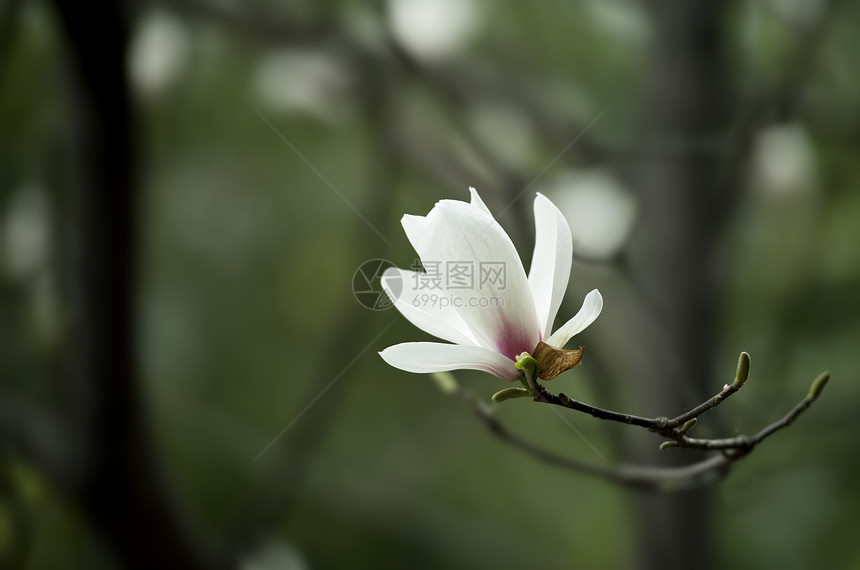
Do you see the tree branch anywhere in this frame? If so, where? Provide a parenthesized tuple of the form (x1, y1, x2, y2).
(159, 0, 607, 217)
(536, 352, 751, 432)
(660, 371, 829, 452)
(156, 0, 333, 45)
(455, 384, 732, 492)
(433, 353, 830, 493)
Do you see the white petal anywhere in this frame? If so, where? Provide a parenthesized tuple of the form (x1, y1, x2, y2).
(399, 196, 540, 359)
(528, 193, 573, 340)
(545, 289, 603, 349)
(468, 186, 493, 216)
(401, 187, 492, 254)
(401, 213, 427, 257)
(381, 267, 478, 346)
(379, 342, 521, 381)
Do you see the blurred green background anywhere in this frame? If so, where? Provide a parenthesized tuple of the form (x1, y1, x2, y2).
(1, 0, 859, 569)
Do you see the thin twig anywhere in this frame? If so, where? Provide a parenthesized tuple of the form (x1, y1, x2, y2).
(456, 385, 732, 492)
(438, 356, 829, 493)
(534, 353, 828, 455)
(536, 352, 750, 431)
(661, 372, 829, 451)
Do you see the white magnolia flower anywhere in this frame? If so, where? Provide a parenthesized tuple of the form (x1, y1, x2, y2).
(379, 187, 603, 381)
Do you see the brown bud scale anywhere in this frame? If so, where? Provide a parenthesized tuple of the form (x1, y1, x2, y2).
(532, 341, 584, 381)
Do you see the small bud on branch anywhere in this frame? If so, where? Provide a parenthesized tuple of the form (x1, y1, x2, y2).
(492, 387, 532, 402)
(807, 371, 830, 401)
(734, 352, 751, 388)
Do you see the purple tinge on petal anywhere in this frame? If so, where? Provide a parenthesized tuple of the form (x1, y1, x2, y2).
(493, 316, 539, 360)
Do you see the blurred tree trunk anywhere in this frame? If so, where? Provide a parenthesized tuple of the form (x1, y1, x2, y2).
(52, 2, 214, 569)
(629, 2, 727, 569)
